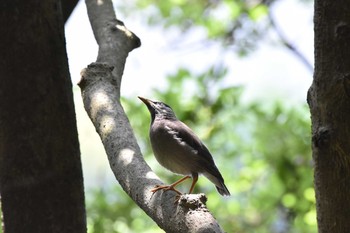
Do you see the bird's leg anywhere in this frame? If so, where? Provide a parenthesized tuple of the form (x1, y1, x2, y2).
(173, 174, 199, 203)
(151, 175, 191, 195)
(188, 173, 198, 194)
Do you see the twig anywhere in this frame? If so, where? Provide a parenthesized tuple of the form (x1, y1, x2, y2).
(268, 11, 313, 72)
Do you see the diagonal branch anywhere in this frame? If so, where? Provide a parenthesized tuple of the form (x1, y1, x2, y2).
(78, 0, 225, 232)
(268, 11, 314, 73)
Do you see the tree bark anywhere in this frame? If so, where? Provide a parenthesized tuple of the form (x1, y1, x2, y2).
(78, 0, 225, 232)
(308, 0, 350, 232)
(61, 0, 79, 23)
(0, 1, 86, 232)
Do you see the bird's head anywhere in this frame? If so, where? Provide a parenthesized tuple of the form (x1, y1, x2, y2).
(138, 96, 177, 121)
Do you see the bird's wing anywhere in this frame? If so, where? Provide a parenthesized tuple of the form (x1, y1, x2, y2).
(167, 120, 230, 196)
(167, 120, 217, 170)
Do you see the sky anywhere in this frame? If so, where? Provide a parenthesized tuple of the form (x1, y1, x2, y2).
(65, 0, 314, 188)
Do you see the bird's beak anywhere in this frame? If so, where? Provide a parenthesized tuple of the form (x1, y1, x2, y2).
(138, 96, 153, 107)
(139, 96, 157, 117)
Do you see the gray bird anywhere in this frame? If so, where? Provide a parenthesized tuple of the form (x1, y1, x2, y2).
(139, 96, 230, 197)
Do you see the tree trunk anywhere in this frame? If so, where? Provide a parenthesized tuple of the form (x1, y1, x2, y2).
(0, 1, 86, 232)
(308, 0, 350, 232)
(61, 0, 79, 23)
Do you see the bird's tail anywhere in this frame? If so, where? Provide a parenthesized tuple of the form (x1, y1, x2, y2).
(215, 182, 230, 196)
(203, 170, 230, 196)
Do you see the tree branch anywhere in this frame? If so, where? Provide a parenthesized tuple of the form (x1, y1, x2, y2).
(78, 0, 225, 232)
(268, 11, 314, 73)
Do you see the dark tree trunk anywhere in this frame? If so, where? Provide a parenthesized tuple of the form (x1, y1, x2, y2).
(0, 1, 86, 232)
(61, 0, 79, 23)
(308, 0, 350, 232)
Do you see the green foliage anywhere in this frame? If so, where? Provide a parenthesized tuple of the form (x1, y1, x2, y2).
(86, 67, 315, 233)
(120, 0, 274, 54)
(86, 186, 164, 233)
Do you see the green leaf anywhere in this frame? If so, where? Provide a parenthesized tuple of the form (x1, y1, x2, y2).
(249, 4, 268, 21)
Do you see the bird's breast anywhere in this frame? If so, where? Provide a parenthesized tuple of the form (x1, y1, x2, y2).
(149, 121, 199, 175)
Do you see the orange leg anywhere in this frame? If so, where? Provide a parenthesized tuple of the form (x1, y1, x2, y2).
(188, 173, 198, 194)
(151, 175, 191, 195)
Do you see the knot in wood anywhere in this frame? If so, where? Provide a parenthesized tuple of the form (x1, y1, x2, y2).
(179, 194, 207, 210)
(312, 127, 330, 148)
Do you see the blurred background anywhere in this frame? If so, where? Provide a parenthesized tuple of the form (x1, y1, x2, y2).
(66, 0, 315, 232)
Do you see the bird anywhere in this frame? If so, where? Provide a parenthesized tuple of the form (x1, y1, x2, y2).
(138, 96, 230, 198)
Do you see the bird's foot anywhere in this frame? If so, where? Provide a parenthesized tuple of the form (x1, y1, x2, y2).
(150, 185, 183, 204)
(174, 194, 182, 204)
(151, 184, 183, 196)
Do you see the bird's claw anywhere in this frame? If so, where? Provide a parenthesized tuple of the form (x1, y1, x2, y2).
(151, 184, 182, 195)
(151, 184, 183, 204)
(174, 194, 182, 204)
